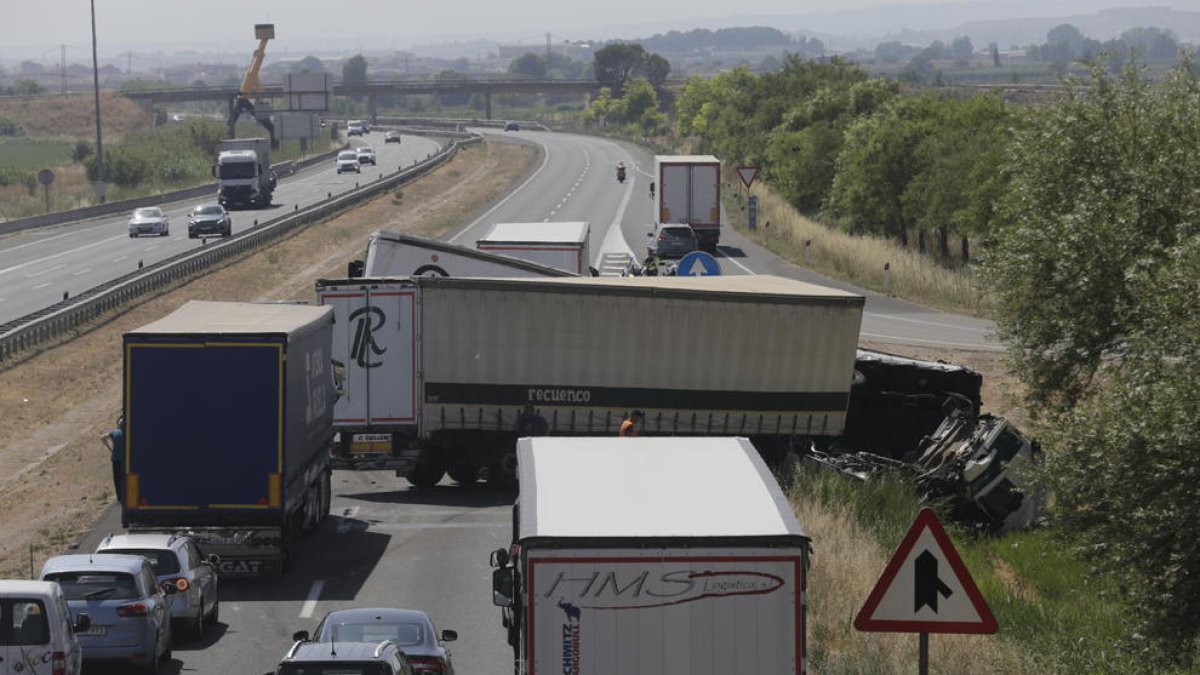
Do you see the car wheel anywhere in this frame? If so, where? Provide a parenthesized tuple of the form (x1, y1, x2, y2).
(223, 228, 231, 237)
(208, 596, 220, 626)
(129, 233, 136, 238)
(160, 624, 172, 662)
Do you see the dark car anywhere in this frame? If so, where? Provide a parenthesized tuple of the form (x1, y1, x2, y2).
(503, 121, 519, 132)
(278, 640, 413, 675)
(187, 204, 232, 238)
(647, 223, 699, 259)
(296, 607, 456, 674)
(385, 131, 402, 144)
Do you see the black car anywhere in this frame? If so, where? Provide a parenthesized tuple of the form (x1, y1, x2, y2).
(504, 121, 520, 131)
(187, 204, 232, 238)
(296, 607, 457, 674)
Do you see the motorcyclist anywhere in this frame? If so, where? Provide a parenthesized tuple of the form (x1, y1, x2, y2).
(616, 162, 626, 183)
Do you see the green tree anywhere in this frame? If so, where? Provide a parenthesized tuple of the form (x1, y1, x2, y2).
(433, 70, 470, 107)
(11, 79, 45, 95)
(291, 56, 326, 73)
(0, 115, 24, 136)
(985, 60, 1200, 411)
(594, 43, 646, 90)
(509, 53, 546, 79)
(342, 54, 368, 85)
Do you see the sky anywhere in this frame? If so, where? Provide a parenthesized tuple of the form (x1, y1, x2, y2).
(1, 0, 1193, 62)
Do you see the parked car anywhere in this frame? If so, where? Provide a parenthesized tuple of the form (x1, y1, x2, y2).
(128, 207, 169, 238)
(385, 131, 402, 144)
(503, 121, 519, 132)
(0, 579, 91, 675)
(347, 120, 366, 137)
(296, 607, 456, 674)
(276, 640, 413, 675)
(187, 204, 232, 239)
(337, 151, 362, 174)
(95, 532, 220, 639)
(646, 222, 699, 259)
(40, 554, 175, 673)
(356, 146, 377, 166)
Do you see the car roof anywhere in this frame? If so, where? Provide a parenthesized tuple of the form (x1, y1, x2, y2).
(134, 207, 162, 215)
(357, 146, 373, 151)
(98, 532, 181, 550)
(0, 580, 63, 597)
(322, 607, 431, 625)
(286, 641, 399, 662)
(42, 553, 151, 575)
(339, 150, 358, 157)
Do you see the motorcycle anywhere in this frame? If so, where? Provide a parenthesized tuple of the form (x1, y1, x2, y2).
(616, 164, 626, 183)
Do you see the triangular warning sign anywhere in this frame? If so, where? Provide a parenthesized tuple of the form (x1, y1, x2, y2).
(855, 508, 998, 634)
(736, 166, 759, 189)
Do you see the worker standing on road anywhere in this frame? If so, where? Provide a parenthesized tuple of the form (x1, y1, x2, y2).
(516, 404, 549, 437)
(619, 410, 644, 437)
(100, 415, 125, 503)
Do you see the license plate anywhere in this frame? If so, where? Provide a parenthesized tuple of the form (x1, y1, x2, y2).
(351, 434, 392, 454)
(81, 626, 106, 636)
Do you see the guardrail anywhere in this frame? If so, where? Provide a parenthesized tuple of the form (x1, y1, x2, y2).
(0, 147, 346, 238)
(0, 132, 480, 362)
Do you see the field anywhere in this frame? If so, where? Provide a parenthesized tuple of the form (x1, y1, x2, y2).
(0, 138, 73, 169)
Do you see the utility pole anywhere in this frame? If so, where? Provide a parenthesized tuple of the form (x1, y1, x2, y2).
(60, 44, 66, 94)
(90, 0, 106, 203)
(545, 33, 551, 70)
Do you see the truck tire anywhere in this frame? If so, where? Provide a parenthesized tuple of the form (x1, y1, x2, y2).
(447, 465, 478, 484)
(320, 470, 332, 518)
(407, 462, 444, 489)
(488, 451, 519, 488)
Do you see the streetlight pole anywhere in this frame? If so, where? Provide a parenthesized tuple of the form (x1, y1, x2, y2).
(90, 0, 106, 203)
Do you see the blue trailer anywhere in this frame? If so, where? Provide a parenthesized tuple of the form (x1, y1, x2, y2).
(121, 300, 334, 575)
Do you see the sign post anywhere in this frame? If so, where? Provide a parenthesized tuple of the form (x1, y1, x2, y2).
(736, 165, 759, 190)
(855, 508, 997, 675)
(676, 250, 721, 277)
(748, 195, 758, 230)
(37, 169, 55, 214)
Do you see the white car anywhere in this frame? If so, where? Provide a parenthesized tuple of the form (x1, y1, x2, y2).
(95, 532, 220, 639)
(356, 146, 377, 166)
(0, 580, 90, 675)
(128, 207, 169, 238)
(336, 150, 361, 174)
(347, 120, 366, 136)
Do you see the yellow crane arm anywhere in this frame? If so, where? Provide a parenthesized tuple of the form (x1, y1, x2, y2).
(238, 24, 274, 97)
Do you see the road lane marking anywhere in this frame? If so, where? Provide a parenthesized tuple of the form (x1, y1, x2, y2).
(299, 580, 324, 619)
(859, 330, 1004, 351)
(26, 263, 65, 277)
(864, 311, 992, 333)
(33, 282, 52, 289)
(0, 234, 129, 277)
(111, 256, 127, 263)
(73, 268, 92, 276)
(449, 134, 551, 243)
(716, 249, 756, 275)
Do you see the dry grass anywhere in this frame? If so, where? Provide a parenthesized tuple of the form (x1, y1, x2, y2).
(0, 139, 538, 578)
(0, 91, 151, 140)
(730, 185, 995, 317)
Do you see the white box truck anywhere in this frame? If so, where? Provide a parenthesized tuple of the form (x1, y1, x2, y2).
(489, 436, 810, 675)
(656, 155, 721, 252)
(315, 274, 863, 486)
(476, 222, 592, 275)
(214, 138, 275, 208)
(361, 231, 573, 279)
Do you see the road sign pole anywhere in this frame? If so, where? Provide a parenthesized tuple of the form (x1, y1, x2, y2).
(919, 632, 929, 675)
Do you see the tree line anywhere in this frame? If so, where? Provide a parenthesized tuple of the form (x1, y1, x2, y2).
(671, 52, 1200, 668)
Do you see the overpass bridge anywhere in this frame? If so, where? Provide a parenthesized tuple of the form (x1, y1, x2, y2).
(122, 79, 606, 120)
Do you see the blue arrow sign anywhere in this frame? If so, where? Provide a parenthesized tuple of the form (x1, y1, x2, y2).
(677, 251, 722, 277)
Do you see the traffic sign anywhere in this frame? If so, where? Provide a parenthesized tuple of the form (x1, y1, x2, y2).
(676, 251, 721, 277)
(854, 508, 997, 634)
(736, 166, 760, 189)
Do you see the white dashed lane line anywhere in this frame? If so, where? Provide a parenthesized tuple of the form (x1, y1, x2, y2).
(299, 580, 324, 619)
(73, 268, 92, 276)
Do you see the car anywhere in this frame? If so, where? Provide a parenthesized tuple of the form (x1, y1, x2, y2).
(347, 120, 366, 137)
(40, 553, 175, 673)
(647, 223, 699, 259)
(186, 204, 232, 239)
(94, 532, 220, 639)
(503, 121, 519, 132)
(128, 207, 169, 238)
(0, 579, 91, 675)
(297, 607, 457, 674)
(276, 640, 414, 675)
(385, 131, 402, 144)
(356, 146, 377, 166)
(337, 150, 362, 174)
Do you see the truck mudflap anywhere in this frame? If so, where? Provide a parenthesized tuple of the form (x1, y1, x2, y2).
(691, 225, 720, 252)
(131, 526, 285, 576)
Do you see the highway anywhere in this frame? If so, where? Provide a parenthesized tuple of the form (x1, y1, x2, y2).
(0, 132, 442, 325)
(28, 127, 999, 674)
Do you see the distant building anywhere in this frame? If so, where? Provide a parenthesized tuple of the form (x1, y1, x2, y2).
(497, 41, 595, 62)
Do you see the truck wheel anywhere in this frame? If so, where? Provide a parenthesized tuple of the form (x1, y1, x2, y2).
(407, 463, 444, 489)
(448, 465, 478, 484)
(320, 470, 332, 518)
(488, 451, 519, 488)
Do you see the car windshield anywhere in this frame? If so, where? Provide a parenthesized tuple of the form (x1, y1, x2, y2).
(339, 152, 357, 160)
(194, 206, 223, 216)
(218, 162, 257, 179)
(277, 664, 392, 675)
(133, 208, 162, 219)
(330, 621, 424, 647)
(357, 148, 372, 154)
(44, 572, 139, 600)
(100, 548, 181, 575)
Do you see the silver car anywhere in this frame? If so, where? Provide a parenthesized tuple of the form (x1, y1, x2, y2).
(128, 207, 169, 238)
(41, 553, 175, 673)
(647, 223, 699, 259)
(95, 532, 220, 639)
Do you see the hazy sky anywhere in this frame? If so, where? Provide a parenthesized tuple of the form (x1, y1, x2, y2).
(1, 0, 1193, 60)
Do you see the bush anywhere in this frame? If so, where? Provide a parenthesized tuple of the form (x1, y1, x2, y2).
(0, 115, 24, 137)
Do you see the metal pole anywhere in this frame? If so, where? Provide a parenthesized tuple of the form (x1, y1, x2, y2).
(90, 0, 106, 203)
(919, 632, 929, 675)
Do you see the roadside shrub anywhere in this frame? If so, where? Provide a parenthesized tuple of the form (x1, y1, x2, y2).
(0, 115, 24, 137)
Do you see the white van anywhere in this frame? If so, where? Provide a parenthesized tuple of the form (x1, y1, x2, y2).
(0, 580, 90, 675)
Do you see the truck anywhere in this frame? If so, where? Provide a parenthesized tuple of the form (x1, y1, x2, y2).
(655, 155, 721, 252)
(121, 300, 334, 576)
(475, 221, 592, 275)
(214, 137, 275, 209)
(315, 274, 864, 486)
(360, 231, 574, 279)
(488, 436, 810, 675)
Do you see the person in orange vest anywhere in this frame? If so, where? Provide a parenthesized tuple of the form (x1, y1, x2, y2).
(619, 410, 644, 437)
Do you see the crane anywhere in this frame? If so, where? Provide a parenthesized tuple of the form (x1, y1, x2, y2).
(227, 23, 277, 147)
